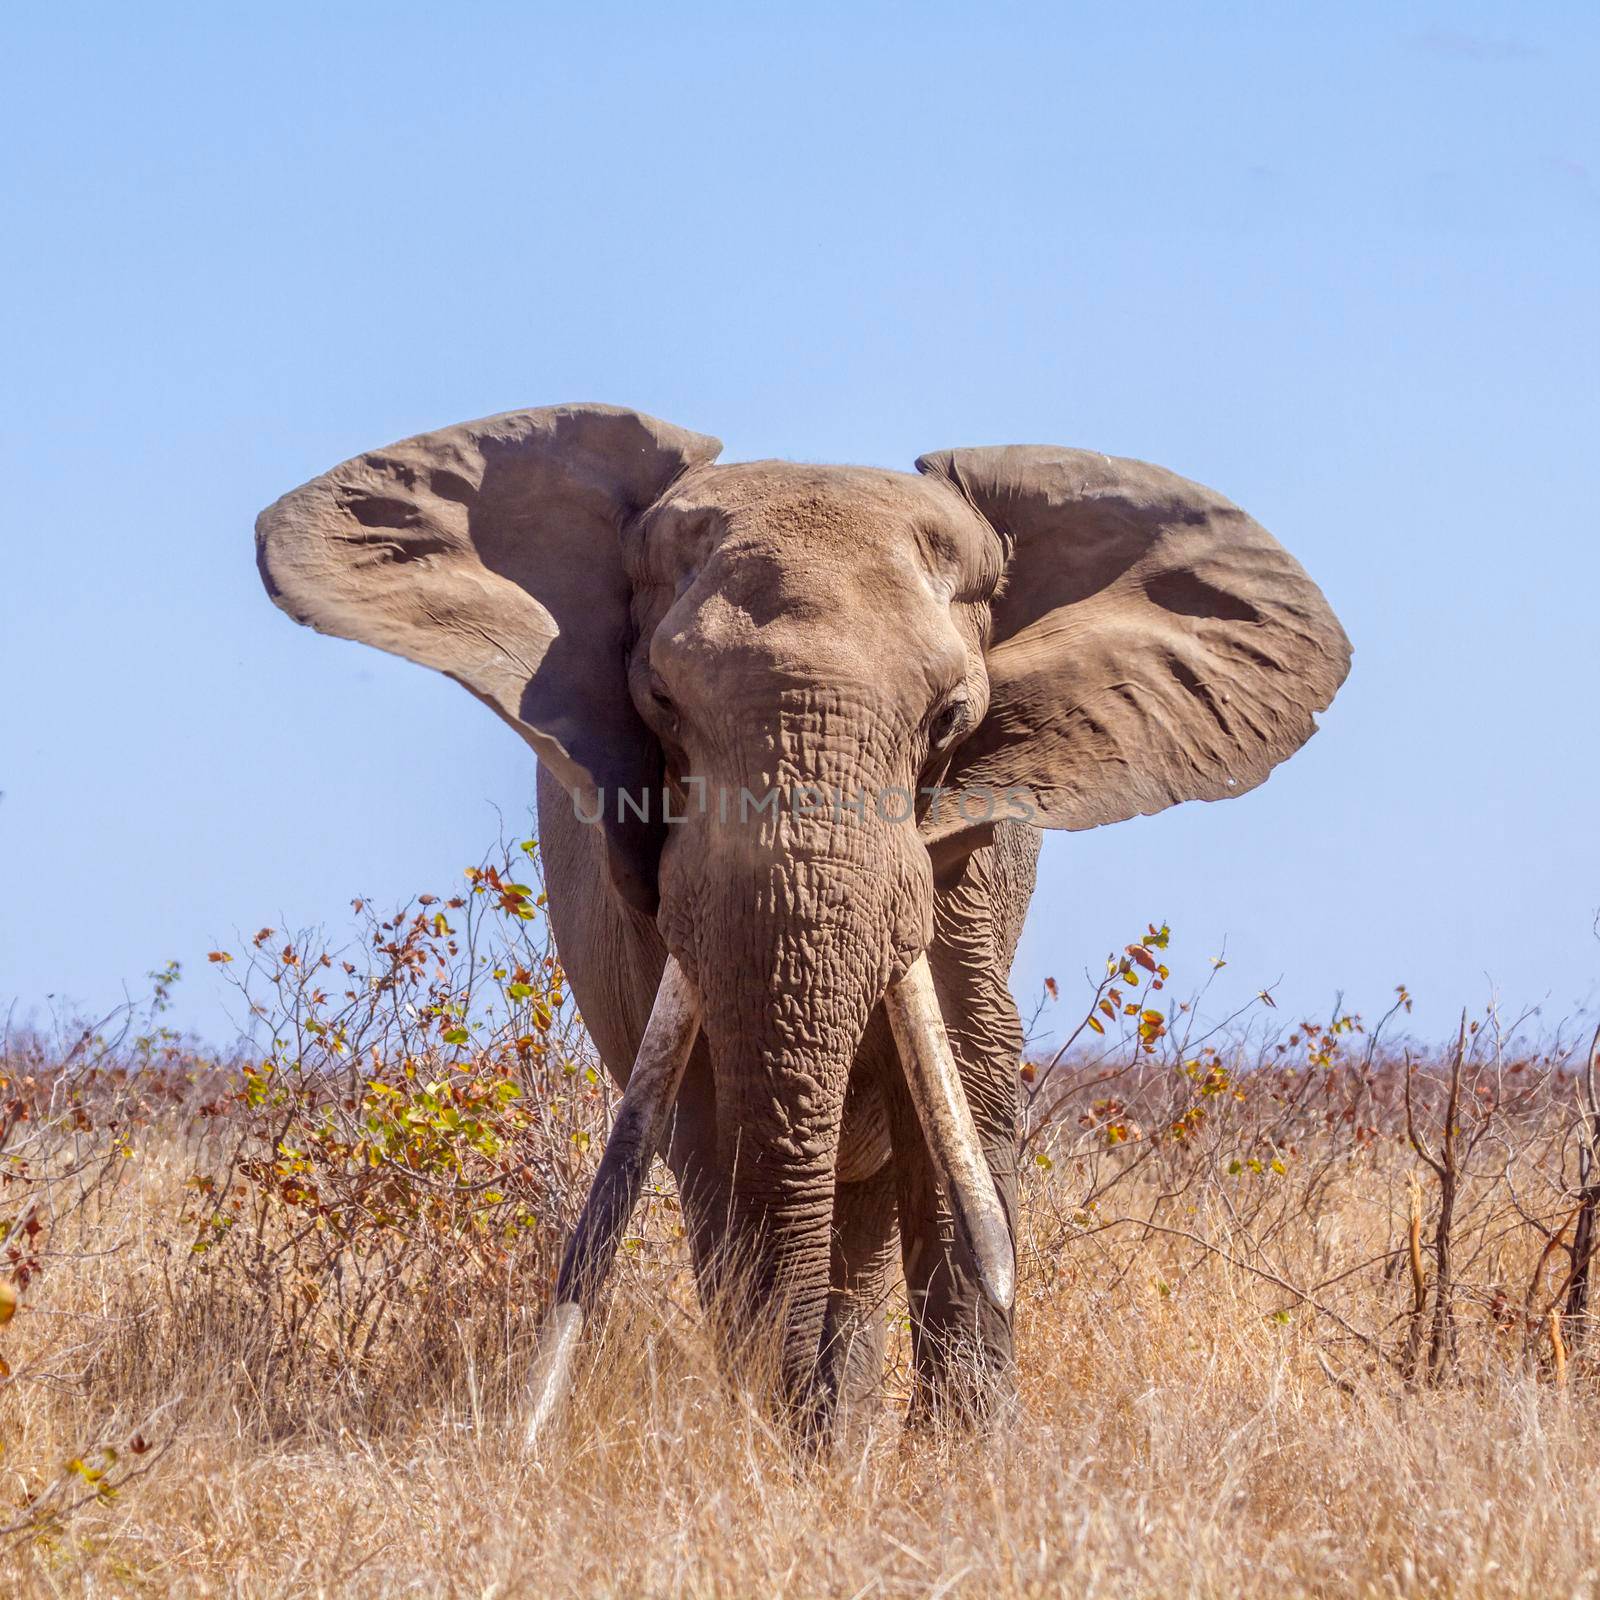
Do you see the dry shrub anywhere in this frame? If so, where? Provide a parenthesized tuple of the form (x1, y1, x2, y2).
(3, 882, 1600, 1596)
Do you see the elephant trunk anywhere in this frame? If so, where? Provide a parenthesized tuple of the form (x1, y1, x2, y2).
(695, 841, 900, 1423)
(657, 745, 924, 1425)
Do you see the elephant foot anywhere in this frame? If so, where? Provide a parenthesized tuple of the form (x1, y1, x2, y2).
(904, 1345, 1018, 1435)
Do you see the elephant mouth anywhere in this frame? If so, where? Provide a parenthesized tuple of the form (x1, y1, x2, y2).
(520, 949, 1012, 1452)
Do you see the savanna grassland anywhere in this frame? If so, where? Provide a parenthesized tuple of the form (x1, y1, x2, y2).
(5, 843, 1600, 1598)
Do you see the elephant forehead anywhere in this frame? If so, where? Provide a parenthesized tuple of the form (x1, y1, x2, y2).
(631, 465, 984, 699)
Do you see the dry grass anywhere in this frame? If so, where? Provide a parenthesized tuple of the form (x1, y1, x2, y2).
(7, 878, 1600, 1596)
(7, 1104, 1600, 1598)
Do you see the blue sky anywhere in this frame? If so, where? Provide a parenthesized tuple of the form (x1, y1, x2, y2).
(3, 2, 1595, 1047)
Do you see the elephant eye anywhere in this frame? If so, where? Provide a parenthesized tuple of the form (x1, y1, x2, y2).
(646, 673, 679, 728)
(928, 694, 969, 750)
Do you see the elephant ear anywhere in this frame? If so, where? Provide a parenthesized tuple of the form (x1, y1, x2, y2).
(257, 404, 721, 901)
(915, 445, 1350, 841)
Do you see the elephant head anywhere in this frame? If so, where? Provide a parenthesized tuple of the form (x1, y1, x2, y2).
(256, 404, 1350, 1439)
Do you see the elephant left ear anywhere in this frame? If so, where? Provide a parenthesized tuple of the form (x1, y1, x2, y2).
(915, 445, 1351, 840)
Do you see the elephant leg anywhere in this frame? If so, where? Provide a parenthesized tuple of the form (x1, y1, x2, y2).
(889, 825, 1037, 1426)
(815, 1161, 899, 1432)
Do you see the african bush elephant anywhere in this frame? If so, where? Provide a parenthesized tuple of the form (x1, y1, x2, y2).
(256, 403, 1349, 1444)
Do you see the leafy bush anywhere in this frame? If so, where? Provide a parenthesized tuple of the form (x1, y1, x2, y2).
(173, 839, 690, 1426)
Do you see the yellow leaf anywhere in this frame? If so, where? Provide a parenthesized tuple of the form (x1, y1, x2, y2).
(0, 1281, 16, 1325)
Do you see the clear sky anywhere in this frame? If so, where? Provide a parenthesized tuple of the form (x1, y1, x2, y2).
(3, 1, 1596, 1048)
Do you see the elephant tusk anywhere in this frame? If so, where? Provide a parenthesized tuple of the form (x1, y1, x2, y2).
(523, 953, 701, 1453)
(883, 953, 1016, 1313)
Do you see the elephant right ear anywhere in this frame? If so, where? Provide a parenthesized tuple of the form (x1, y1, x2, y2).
(256, 404, 721, 895)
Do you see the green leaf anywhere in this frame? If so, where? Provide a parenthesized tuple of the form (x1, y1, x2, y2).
(441, 1027, 469, 1046)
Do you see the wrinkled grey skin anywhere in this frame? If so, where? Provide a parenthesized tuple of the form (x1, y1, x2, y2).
(536, 715, 1041, 1430)
(256, 404, 1350, 1439)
